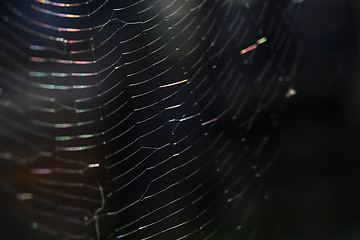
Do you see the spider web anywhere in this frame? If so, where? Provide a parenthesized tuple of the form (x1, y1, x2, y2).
(0, 0, 303, 239)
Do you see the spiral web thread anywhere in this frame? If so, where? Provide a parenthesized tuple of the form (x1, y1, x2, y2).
(0, 0, 303, 239)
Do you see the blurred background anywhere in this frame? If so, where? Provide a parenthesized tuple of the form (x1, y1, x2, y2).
(271, 0, 360, 239)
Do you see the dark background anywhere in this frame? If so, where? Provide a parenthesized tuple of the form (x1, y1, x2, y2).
(267, 0, 360, 239)
(0, 0, 360, 239)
